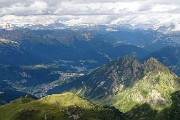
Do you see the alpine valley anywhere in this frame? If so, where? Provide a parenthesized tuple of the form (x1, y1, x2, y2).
(0, 24, 180, 120)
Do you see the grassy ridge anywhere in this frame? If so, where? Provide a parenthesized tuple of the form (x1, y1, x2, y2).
(0, 92, 122, 120)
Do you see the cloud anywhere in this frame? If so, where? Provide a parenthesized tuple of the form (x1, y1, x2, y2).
(0, 0, 179, 26)
(1, 0, 179, 16)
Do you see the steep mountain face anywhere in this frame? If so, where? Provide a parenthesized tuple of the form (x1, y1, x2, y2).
(0, 92, 124, 120)
(72, 56, 145, 99)
(51, 56, 177, 98)
(49, 56, 180, 119)
(144, 46, 180, 76)
(49, 56, 142, 97)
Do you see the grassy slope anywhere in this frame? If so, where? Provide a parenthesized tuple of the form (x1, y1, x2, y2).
(112, 71, 178, 112)
(0, 92, 121, 120)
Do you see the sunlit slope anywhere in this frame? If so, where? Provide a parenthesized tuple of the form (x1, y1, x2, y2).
(0, 92, 123, 120)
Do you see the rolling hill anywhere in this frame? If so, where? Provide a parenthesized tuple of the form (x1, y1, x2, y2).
(0, 92, 123, 120)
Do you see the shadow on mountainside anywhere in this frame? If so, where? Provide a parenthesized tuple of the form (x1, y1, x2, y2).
(124, 90, 180, 120)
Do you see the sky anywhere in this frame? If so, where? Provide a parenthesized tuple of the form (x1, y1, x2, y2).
(0, 0, 180, 29)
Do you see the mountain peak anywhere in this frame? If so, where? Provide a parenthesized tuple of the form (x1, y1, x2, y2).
(55, 56, 177, 100)
(121, 55, 134, 61)
(113, 56, 141, 68)
(117, 55, 135, 62)
(70, 56, 144, 98)
(145, 57, 159, 64)
(143, 57, 170, 74)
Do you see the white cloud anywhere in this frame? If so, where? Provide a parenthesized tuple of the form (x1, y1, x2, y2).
(0, 0, 180, 26)
(151, 4, 178, 12)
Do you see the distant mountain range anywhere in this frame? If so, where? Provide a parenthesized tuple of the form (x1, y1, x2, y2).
(0, 22, 179, 33)
(0, 29, 150, 66)
(0, 28, 179, 67)
(0, 25, 180, 52)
